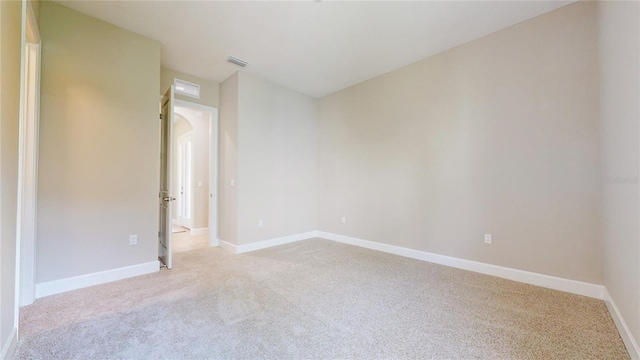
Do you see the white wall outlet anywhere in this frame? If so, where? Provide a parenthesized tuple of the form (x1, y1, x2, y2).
(129, 235, 138, 246)
(258, 219, 264, 227)
(230, 179, 235, 187)
(341, 216, 347, 224)
(484, 234, 492, 244)
(197, 181, 202, 188)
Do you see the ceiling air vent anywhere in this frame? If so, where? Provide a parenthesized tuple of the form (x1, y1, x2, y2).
(227, 56, 249, 68)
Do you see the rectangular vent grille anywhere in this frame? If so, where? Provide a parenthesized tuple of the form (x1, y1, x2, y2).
(227, 56, 249, 67)
(174, 79, 200, 99)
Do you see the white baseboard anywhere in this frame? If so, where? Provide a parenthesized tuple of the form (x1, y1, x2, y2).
(190, 227, 209, 236)
(35, 261, 160, 299)
(604, 288, 640, 359)
(218, 239, 237, 254)
(236, 231, 319, 254)
(0, 326, 17, 360)
(209, 236, 219, 247)
(317, 231, 604, 300)
(218, 231, 319, 254)
(216, 230, 603, 300)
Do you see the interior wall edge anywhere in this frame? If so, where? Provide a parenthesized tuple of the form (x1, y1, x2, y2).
(0, 326, 17, 360)
(234, 231, 319, 254)
(604, 288, 640, 360)
(218, 239, 237, 254)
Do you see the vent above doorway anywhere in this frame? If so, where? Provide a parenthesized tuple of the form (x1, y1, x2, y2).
(174, 79, 200, 99)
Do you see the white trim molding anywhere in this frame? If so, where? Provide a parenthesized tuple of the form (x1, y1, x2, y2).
(604, 288, 640, 359)
(0, 326, 17, 360)
(217, 230, 604, 299)
(218, 231, 319, 254)
(209, 237, 219, 248)
(190, 227, 209, 236)
(235, 231, 318, 254)
(218, 239, 237, 254)
(317, 231, 605, 300)
(17, 0, 42, 310)
(35, 261, 159, 299)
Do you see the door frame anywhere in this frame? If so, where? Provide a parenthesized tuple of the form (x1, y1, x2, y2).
(173, 99, 219, 248)
(16, 0, 41, 308)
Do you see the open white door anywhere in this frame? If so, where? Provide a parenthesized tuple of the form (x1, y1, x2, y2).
(159, 86, 175, 268)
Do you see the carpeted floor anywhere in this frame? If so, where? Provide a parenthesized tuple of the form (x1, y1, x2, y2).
(16, 238, 629, 359)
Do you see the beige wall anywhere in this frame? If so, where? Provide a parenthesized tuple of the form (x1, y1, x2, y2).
(172, 107, 210, 230)
(599, 0, 640, 349)
(219, 73, 239, 244)
(218, 72, 317, 245)
(37, 2, 161, 282)
(0, 1, 634, 354)
(318, 1, 602, 284)
(161, 67, 220, 108)
(236, 72, 317, 245)
(0, 0, 23, 354)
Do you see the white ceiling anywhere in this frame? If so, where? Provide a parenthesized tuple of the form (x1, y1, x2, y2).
(56, 0, 574, 98)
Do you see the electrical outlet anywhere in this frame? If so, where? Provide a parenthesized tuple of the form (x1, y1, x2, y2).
(484, 234, 492, 244)
(129, 235, 138, 246)
(341, 216, 346, 224)
(258, 219, 264, 227)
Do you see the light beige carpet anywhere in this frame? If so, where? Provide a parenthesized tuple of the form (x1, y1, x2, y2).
(16, 239, 629, 359)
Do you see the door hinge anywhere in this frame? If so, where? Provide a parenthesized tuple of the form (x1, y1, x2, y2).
(159, 114, 162, 120)
(158, 231, 161, 238)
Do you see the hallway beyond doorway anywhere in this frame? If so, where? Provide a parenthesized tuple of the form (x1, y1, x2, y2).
(172, 231, 208, 253)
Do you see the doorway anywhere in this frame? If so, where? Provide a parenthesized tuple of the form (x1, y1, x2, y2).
(171, 105, 214, 254)
(17, 1, 41, 307)
(158, 90, 219, 267)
